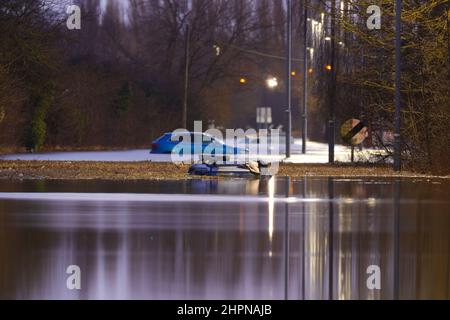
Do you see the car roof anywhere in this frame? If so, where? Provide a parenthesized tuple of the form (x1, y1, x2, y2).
(168, 132, 213, 136)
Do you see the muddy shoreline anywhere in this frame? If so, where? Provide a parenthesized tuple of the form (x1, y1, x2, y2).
(0, 160, 447, 181)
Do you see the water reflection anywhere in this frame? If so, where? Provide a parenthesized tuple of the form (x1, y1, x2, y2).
(0, 177, 449, 299)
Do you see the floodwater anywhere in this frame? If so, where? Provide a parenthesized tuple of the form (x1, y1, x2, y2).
(0, 177, 448, 300)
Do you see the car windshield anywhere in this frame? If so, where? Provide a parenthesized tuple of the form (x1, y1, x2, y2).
(170, 133, 189, 142)
(168, 132, 228, 144)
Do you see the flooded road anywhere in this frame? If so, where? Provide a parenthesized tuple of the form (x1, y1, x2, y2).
(0, 177, 449, 300)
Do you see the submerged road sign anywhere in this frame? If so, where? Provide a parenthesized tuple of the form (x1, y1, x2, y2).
(340, 119, 368, 145)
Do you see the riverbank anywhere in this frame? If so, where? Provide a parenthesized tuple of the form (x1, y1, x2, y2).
(0, 160, 448, 180)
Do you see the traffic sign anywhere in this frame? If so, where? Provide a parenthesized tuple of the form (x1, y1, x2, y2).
(340, 119, 367, 145)
(257, 107, 272, 124)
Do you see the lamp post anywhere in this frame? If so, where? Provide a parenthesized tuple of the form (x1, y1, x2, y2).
(285, 0, 292, 158)
(327, 1, 337, 164)
(394, 0, 402, 171)
(260, 77, 278, 130)
(182, 24, 190, 130)
(301, 0, 308, 154)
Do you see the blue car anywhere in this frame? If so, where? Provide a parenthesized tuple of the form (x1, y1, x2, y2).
(150, 132, 247, 155)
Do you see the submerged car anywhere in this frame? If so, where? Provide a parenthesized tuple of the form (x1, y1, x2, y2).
(150, 132, 247, 155)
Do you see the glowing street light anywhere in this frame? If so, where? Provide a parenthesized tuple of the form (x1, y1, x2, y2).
(266, 77, 278, 89)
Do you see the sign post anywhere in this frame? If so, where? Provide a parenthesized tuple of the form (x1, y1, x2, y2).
(257, 107, 272, 130)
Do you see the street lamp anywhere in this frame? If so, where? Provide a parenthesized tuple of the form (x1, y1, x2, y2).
(182, 24, 190, 129)
(302, 0, 309, 154)
(394, 0, 402, 171)
(285, 0, 292, 160)
(266, 77, 278, 89)
(259, 77, 278, 131)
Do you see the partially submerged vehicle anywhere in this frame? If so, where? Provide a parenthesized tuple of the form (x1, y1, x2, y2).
(188, 161, 274, 178)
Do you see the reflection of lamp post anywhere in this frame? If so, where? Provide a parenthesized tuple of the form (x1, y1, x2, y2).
(284, 176, 291, 300)
(394, 179, 401, 299)
(328, 177, 334, 300)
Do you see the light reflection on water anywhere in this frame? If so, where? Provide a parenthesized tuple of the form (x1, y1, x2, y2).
(0, 177, 449, 300)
